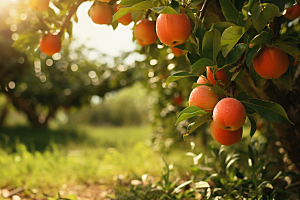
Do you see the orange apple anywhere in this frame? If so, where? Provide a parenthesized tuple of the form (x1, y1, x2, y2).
(29, 0, 50, 12)
(285, 4, 300, 20)
(89, 3, 112, 25)
(134, 19, 158, 46)
(114, 4, 133, 25)
(40, 34, 61, 56)
(156, 12, 191, 47)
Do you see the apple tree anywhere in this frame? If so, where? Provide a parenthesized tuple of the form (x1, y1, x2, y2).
(6, 0, 300, 186)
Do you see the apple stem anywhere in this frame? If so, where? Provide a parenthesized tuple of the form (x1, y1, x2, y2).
(58, 0, 87, 38)
(157, 0, 165, 6)
(199, 0, 210, 20)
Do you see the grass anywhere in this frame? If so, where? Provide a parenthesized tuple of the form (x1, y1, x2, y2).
(0, 125, 192, 199)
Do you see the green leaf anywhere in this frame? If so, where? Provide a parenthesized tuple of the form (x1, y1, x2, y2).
(249, 63, 267, 88)
(194, 181, 210, 188)
(166, 72, 197, 86)
(219, 0, 240, 24)
(263, 0, 285, 12)
(249, 31, 272, 48)
(231, 69, 244, 82)
(236, 90, 252, 101)
(151, 6, 179, 14)
(224, 43, 247, 66)
(119, 0, 146, 6)
(183, 113, 212, 140)
(246, 44, 261, 67)
(252, 3, 282, 33)
(221, 26, 246, 57)
(210, 85, 227, 95)
(272, 65, 292, 90)
(112, 1, 154, 22)
(247, 114, 257, 137)
(187, 52, 201, 65)
(280, 36, 300, 44)
(243, 99, 293, 124)
(202, 29, 221, 64)
(176, 106, 207, 125)
(191, 58, 214, 75)
(195, 26, 207, 58)
(272, 43, 300, 61)
(212, 22, 237, 35)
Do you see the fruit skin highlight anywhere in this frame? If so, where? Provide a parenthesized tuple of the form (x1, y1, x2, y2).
(39, 34, 61, 56)
(210, 120, 243, 146)
(134, 19, 158, 47)
(156, 13, 191, 47)
(206, 67, 230, 87)
(212, 98, 246, 131)
(114, 4, 132, 25)
(189, 85, 220, 112)
(29, 0, 50, 12)
(285, 4, 300, 20)
(89, 3, 112, 25)
(252, 46, 289, 79)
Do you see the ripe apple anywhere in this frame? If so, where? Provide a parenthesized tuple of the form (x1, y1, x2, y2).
(89, 3, 112, 25)
(39, 34, 61, 56)
(197, 75, 211, 85)
(212, 98, 246, 131)
(189, 85, 220, 112)
(29, 0, 50, 12)
(206, 67, 230, 87)
(114, 4, 132, 25)
(252, 46, 289, 79)
(171, 47, 186, 57)
(285, 4, 300, 20)
(156, 12, 191, 47)
(210, 120, 243, 146)
(134, 19, 158, 46)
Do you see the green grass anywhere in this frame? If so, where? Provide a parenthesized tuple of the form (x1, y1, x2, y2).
(0, 125, 192, 199)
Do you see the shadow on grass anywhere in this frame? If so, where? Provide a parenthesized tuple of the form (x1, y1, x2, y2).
(0, 126, 91, 152)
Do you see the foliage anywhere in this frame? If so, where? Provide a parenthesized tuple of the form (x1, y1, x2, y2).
(114, 138, 300, 199)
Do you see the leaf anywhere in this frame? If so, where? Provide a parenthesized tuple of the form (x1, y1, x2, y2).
(195, 26, 207, 58)
(219, 0, 240, 24)
(247, 114, 257, 137)
(151, 6, 179, 14)
(246, 44, 261, 67)
(221, 26, 246, 57)
(242, 98, 293, 124)
(119, 0, 146, 6)
(166, 72, 197, 86)
(252, 3, 282, 33)
(210, 85, 227, 95)
(202, 29, 221, 64)
(263, 0, 285, 12)
(172, 180, 192, 194)
(187, 52, 201, 65)
(194, 181, 210, 188)
(191, 58, 214, 75)
(272, 65, 292, 91)
(112, 1, 154, 22)
(249, 63, 267, 88)
(280, 36, 300, 44)
(272, 43, 300, 61)
(212, 22, 236, 35)
(231, 69, 244, 82)
(224, 43, 247, 66)
(249, 31, 272, 48)
(176, 106, 207, 125)
(236, 92, 258, 114)
(183, 113, 212, 140)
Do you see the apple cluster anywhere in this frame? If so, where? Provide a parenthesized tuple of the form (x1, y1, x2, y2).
(189, 67, 246, 146)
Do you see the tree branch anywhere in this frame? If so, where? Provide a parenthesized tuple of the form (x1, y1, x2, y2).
(58, 0, 87, 37)
(199, 0, 210, 20)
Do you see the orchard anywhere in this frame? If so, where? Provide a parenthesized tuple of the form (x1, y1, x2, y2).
(1, 0, 300, 199)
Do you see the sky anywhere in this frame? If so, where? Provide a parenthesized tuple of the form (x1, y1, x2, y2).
(72, 1, 137, 58)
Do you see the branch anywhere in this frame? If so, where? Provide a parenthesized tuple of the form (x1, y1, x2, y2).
(58, 0, 87, 37)
(199, 0, 210, 20)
